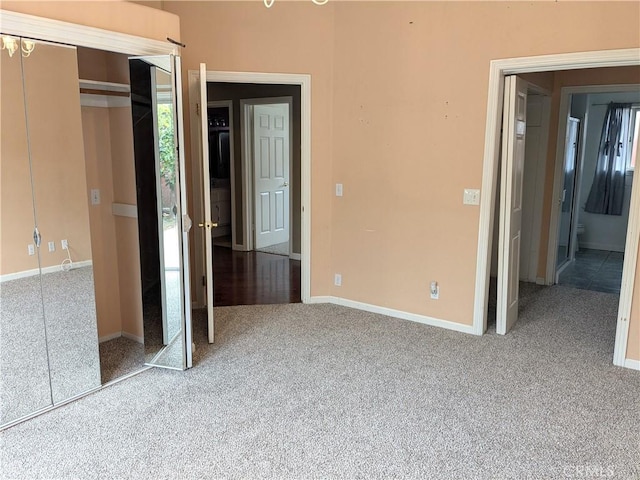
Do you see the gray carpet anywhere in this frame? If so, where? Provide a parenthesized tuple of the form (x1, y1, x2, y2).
(98, 337, 144, 384)
(0, 266, 101, 426)
(1, 286, 639, 479)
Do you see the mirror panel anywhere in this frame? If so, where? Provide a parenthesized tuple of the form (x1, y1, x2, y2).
(21, 40, 101, 402)
(129, 56, 185, 369)
(0, 37, 53, 424)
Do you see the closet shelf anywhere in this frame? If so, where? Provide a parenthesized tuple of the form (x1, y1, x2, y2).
(79, 79, 130, 94)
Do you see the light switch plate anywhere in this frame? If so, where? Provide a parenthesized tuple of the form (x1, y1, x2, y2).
(91, 189, 101, 205)
(335, 183, 343, 197)
(463, 189, 480, 205)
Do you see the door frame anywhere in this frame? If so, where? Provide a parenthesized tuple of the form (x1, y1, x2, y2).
(240, 96, 294, 255)
(188, 70, 311, 307)
(552, 115, 582, 282)
(472, 48, 640, 369)
(547, 84, 640, 284)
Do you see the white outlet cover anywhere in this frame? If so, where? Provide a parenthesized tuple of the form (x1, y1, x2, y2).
(334, 273, 342, 286)
(48, 241, 55, 252)
(335, 183, 343, 197)
(28, 244, 35, 256)
(463, 189, 480, 205)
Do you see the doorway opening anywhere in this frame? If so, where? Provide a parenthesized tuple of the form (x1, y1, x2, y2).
(204, 85, 301, 307)
(188, 69, 311, 345)
(554, 88, 639, 296)
(474, 49, 640, 369)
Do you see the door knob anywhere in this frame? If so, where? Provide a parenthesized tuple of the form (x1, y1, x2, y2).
(198, 221, 218, 229)
(281, 182, 289, 187)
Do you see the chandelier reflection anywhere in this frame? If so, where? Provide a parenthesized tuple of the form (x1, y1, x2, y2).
(264, 0, 328, 8)
(1, 36, 35, 58)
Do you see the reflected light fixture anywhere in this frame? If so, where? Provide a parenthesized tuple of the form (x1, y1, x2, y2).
(21, 39, 35, 57)
(1, 36, 36, 57)
(1, 35, 18, 57)
(264, 0, 328, 8)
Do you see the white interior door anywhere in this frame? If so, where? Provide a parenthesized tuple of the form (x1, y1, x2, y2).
(253, 104, 290, 249)
(497, 75, 528, 335)
(198, 63, 216, 344)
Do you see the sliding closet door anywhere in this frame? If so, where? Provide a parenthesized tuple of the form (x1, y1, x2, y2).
(21, 40, 101, 403)
(0, 37, 53, 425)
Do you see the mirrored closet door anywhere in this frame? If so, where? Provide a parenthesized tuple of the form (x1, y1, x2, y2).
(0, 37, 101, 426)
(1, 31, 192, 429)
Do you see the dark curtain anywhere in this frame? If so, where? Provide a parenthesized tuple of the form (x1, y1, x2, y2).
(585, 102, 632, 215)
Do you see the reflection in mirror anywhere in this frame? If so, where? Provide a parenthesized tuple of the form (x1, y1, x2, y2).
(21, 39, 101, 403)
(76, 46, 146, 384)
(0, 35, 53, 425)
(129, 56, 185, 369)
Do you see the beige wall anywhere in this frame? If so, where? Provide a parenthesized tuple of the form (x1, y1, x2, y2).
(1, 42, 92, 276)
(5, 1, 638, 360)
(78, 48, 144, 340)
(82, 106, 122, 338)
(0, 45, 37, 275)
(164, 1, 336, 296)
(0, 1, 179, 43)
(165, 1, 640, 325)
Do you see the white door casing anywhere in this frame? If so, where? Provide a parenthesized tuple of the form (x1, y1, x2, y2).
(497, 75, 528, 335)
(253, 104, 290, 249)
(198, 63, 216, 344)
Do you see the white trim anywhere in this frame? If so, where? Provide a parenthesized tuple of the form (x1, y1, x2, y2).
(240, 101, 254, 251)
(0, 10, 177, 56)
(473, 48, 640, 362)
(623, 359, 640, 371)
(0, 260, 93, 283)
(307, 296, 476, 335)
(112, 203, 138, 218)
(98, 332, 121, 343)
(578, 242, 626, 253)
(122, 331, 144, 344)
(79, 79, 130, 93)
(188, 70, 312, 305)
(80, 94, 130, 109)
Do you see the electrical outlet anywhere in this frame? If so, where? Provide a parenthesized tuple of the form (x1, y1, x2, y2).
(463, 188, 480, 205)
(28, 244, 35, 256)
(430, 281, 439, 300)
(48, 241, 55, 253)
(61, 239, 68, 250)
(335, 183, 343, 197)
(334, 273, 342, 286)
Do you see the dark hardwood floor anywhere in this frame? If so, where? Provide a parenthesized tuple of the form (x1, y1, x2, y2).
(213, 246, 301, 306)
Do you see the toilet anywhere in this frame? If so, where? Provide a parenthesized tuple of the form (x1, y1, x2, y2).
(576, 224, 585, 252)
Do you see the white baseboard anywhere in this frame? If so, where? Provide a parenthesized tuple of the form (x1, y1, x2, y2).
(306, 295, 476, 335)
(0, 260, 93, 283)
(290, 253, 301, 261)
(99, 332, 122, 343)
(623, 358, 640, 371)
(99, 331, 143, 344)
(535, 277, 547, 285)
(122, 332, 144, 344)
(580, 242, 625, 253)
